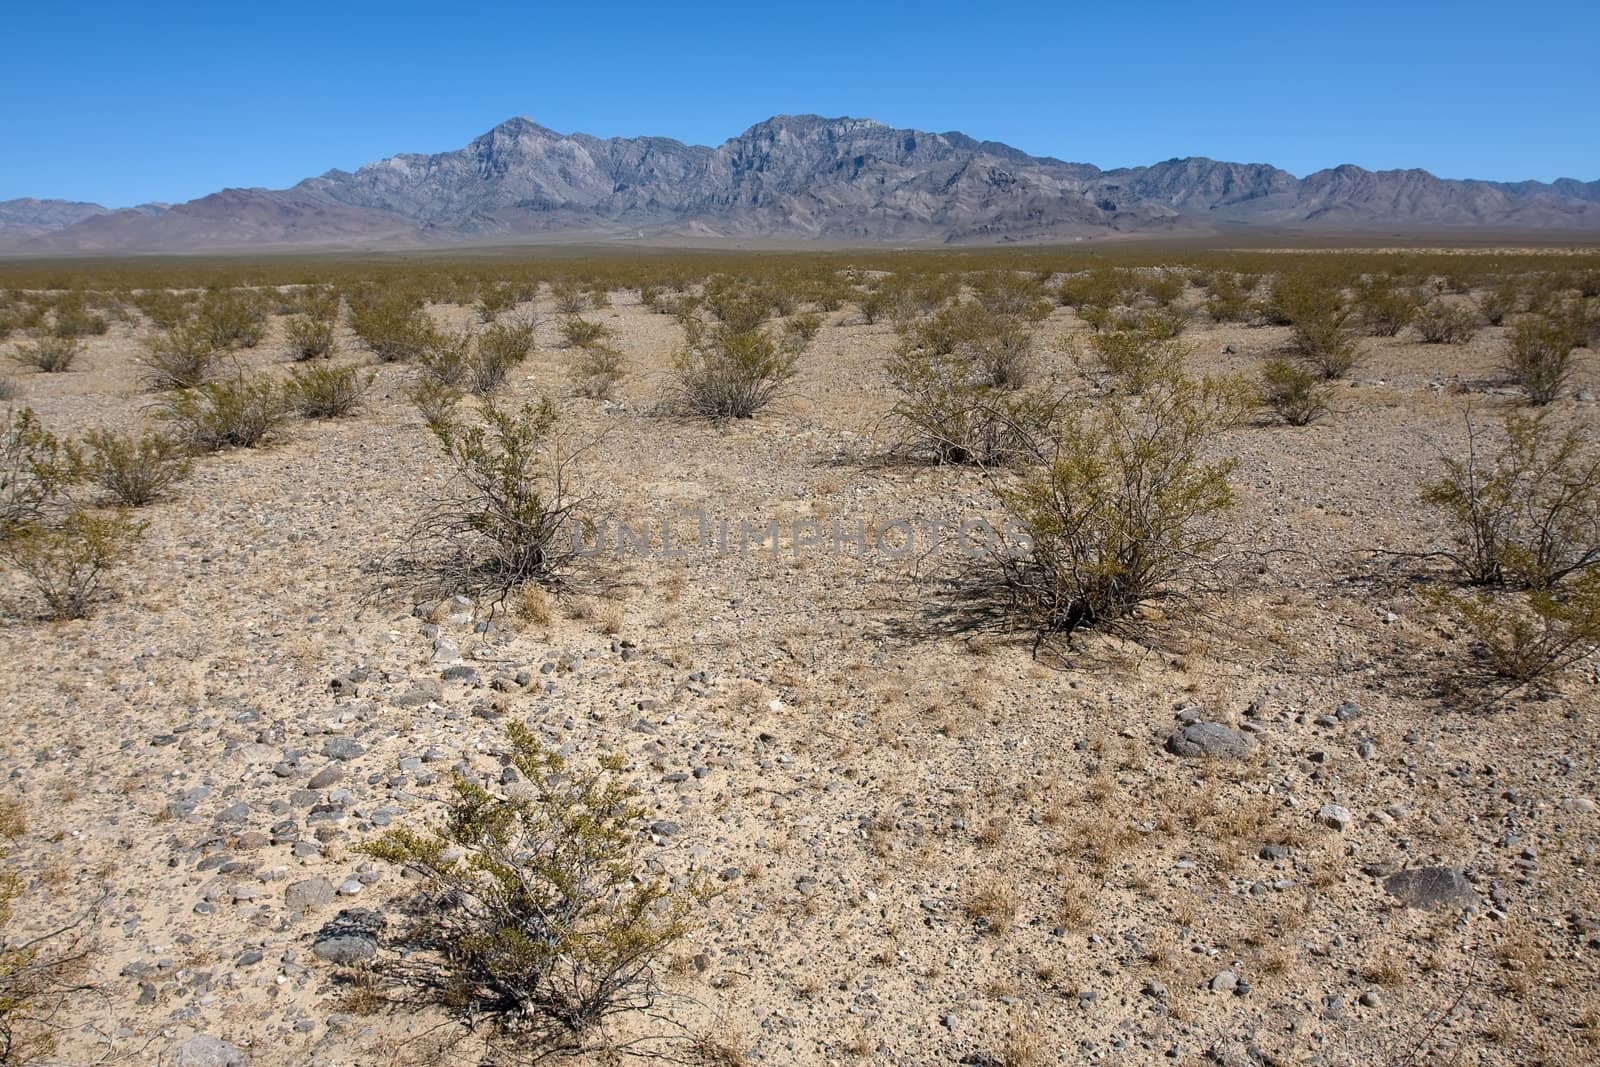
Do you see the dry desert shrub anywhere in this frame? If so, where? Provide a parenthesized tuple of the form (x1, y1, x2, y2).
(357, 722, 700, 1053)
(1259, 359, 1332, 426)
(0, 810, 94, 1059)
(1, 509, 144, 620)
(80, 428, 191, 506)
(287, 364, 374, 419)
(349, 293, 437, 363)
(559, 315, 611, 350)
(1424, 410, 1600, 680)
(0, 407, 77, 539)
(157, 375, 290, 451)
(1001, 368, 1253, 645)
(568, 344, 625, 399)
(964, 878, 1019, 935)
(408, 398, 590, 603)
(139, 321, 221, 391)
(194, 289, 266, 349)
(1502, 314, 1579, 405)
(1414, 299, 1479, 344)
(284, 313, 338, 361)
(1354, 275, 1423, 337)
(885, 345, 1058, 466)
(1077, 327, 1187, 395)
(9, 335, 81, 374)
(669, 313, 802, 421)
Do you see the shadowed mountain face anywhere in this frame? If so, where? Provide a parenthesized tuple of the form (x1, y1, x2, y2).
(5, 115, 1598, 251)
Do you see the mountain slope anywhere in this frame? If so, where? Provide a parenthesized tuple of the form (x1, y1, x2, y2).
(8, 115, 1598, 251)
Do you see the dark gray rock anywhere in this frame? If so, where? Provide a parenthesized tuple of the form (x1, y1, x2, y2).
(322, 738, 364, 762)
(1165, 723, 1255, 760)
(308, 766, 342, 789)
(311, 909, 385, 965)
(1384, 867, 1480, 910)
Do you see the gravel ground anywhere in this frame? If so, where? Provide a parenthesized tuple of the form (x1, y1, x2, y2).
(0, 279, 1597, 1065)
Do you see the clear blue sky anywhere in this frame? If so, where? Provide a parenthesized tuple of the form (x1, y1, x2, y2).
(2, 0, 1595, 206)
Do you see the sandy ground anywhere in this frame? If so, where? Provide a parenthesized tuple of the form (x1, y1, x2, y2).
(1, 278, 1598, 1066)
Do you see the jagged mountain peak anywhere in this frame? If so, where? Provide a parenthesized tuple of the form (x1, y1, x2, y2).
(6, 114, 1597, 251)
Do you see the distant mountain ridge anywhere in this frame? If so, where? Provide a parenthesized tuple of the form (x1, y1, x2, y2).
(5, 114, 1598, 251)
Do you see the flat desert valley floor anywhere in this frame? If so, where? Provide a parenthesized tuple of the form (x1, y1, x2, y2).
(0, 254, 1597, 1065)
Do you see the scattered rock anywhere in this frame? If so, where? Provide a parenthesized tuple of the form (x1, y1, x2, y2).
(322, 739, 365, 762)
(1318, 803, 1352, 830)
(1384, 867, 1480, 911)
(285, 877, 335, 914)
(311, 909, 385, 965)
(175, 1035, 248, 1067)
(1165, 723, 1255, 760)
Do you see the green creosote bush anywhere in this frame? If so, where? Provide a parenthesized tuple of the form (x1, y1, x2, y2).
(131, 290, 195, 329)
(1076, 327, 1187, 396)
(1476, 277, 1523, 326)
(1001, 368, 1254, 647)
(898, 302, 1041, 390)
(349, 295, 438, 363)
(1, 509, 145, 620)
(885, 348, 1059, 466)
(421, 320, 535, 396)
(782, 311, 823, 350)
(1203, 273, 1257, 323)
(1353, 275, 1423, 337)
(9, 336, 82, 374)
(408, 379, 461, 433)
(1434, 574, 1600, 682)
(1413, 300, 1479, 344)
(287, 364, 374, 419)
(568, 345, 625, 400)
(408, 398, 590, 602)
(1422, 410, 1600, 590)
(284, 314, 339, 361)
(356, 722, 703, 1052)
(157, 376, 290, 452)
(669, 315, 801, 422)
(1502, 314, 1578, 405)
(1, 406, 78, 540)
(1259, 358, 1333, 426)
(1289, 302, 1363, 379)
(80, 428, 191, 506)
(194, 290, 267, 350)
(559, 316, 611, 350)
(139, 321, 222, 391)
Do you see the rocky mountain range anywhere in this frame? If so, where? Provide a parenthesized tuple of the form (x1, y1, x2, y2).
(5, 114, 1598, 252)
